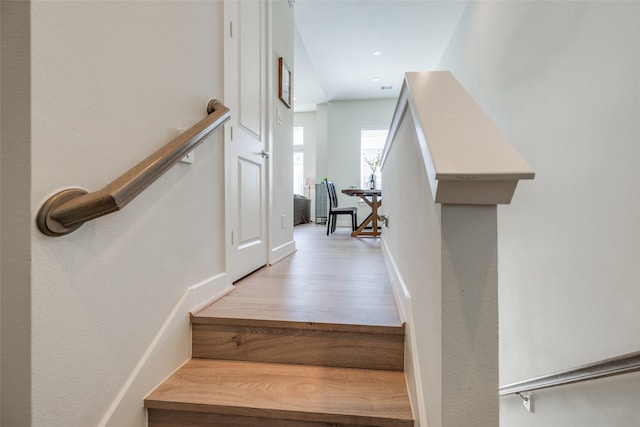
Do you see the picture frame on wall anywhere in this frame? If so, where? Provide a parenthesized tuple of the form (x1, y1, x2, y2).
(278, 57, 292, 108)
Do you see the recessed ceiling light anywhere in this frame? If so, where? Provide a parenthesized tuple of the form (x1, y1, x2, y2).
(372, 77, 380, 82)
(381, 86, 393, 90)
(372, 50, 382, 56)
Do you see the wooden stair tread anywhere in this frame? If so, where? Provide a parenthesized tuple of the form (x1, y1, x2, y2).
(192, 295, 404, 332)
(145, 359, 413, 426)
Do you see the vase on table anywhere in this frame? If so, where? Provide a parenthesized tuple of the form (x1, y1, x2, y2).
(369, 174, 376, 190)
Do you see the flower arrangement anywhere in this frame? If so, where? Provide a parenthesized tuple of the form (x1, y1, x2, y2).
(364, 151, 382, 173)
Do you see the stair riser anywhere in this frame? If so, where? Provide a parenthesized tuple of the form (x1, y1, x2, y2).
(148, 409, 412, 427)
(192, 323, 404, 371)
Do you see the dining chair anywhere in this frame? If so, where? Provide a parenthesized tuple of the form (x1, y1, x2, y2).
(326, 181, 357, 235)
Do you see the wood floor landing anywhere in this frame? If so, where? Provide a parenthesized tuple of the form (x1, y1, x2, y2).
(192, 224, 402, 330)
(145, 359, 413, 427)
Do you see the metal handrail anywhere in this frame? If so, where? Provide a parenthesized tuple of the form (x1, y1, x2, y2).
(36, 99, 230, 236)
(499, 350, 640, 396)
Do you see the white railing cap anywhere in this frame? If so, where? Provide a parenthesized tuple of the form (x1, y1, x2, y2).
(384, 71, 534, 205)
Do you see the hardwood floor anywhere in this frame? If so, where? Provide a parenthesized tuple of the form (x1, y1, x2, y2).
(193, 223, 402, 329)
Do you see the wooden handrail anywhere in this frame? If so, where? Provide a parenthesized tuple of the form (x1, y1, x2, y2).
(499, 350, 640, 396)
(36, 99, 230, 236)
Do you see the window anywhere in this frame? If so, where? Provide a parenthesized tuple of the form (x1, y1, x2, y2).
(361, 128, 388, 189)
(293, 127, 304, 145)
(293, 127, 304, 194)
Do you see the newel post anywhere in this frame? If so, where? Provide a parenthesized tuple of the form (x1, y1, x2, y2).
(439, 203, 499, 425)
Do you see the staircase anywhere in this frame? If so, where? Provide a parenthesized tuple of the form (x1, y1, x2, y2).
(144, 225, 414, 426)
(145, 314, 412, 426)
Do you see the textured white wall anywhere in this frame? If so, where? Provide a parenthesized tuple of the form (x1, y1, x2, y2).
(28, 2, 227, 426)
(439, 2, 640, 425)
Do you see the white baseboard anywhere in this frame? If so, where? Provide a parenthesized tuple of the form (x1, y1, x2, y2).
(98, 273, 231, 427)
(381, 238, 425, 427)
(189, 273, 234, 314)
(270, 239, 296, 265)
(380, 238, 409, 323)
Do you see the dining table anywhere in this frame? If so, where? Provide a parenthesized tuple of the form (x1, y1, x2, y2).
(341, 188, 382, 237)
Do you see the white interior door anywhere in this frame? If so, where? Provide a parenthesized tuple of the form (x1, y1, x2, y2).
(224, 0, 268, 282)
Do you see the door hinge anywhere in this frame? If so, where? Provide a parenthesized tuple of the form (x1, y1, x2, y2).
(230, 125, 233, 141)
(231, 230, 234, 245)
(229, 21, 233, 38)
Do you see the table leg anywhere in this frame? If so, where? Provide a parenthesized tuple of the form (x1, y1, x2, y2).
(351, 194, 382, 237)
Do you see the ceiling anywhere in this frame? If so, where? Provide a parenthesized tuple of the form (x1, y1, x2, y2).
(293, 0, 469, 112)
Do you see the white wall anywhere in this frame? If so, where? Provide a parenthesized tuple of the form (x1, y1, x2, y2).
(312, 99, 396, 225)
(269, 0, 295, 262)
(439, 2, 640, 425)
(325, 99, 396, 203)
(315, 103, 329, 183)
(4, 2, 231, 426)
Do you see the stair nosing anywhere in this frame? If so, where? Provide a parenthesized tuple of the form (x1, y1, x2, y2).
(146, 401, 413, 427)
(190, 314, 405, 335)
